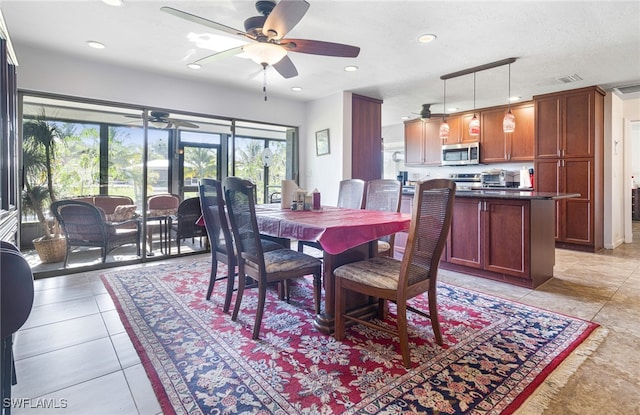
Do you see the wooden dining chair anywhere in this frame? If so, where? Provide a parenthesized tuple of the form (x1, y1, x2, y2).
(334, 179, 456, 368)
(298, 178, 366, 254)
(224, 176, 323, 340)
(198, 178, 284, 311)
(364, 179, 402, 257)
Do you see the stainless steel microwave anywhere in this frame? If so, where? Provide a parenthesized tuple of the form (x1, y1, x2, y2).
(441, 142, 480, 166)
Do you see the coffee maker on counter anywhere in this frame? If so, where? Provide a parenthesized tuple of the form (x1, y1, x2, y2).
(396, 171, 408, 186)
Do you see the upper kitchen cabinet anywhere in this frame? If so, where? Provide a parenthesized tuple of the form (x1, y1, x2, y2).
(480, 102, 534, 163)
(534, 86, 605, 159)
(442, 112, 478, 144)
(404, 118, 441, 165)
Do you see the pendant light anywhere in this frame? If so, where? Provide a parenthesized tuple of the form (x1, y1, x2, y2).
(439, 79, 450, 141)
(503, 63, 516, 132)
(469, 72, 480, 136)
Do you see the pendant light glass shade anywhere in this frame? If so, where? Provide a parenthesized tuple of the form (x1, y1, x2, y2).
(469, 115, 480, 136)
(503, 63, 516, 133)
(469, 72, 480, 136)
(439, 121, 450, 140)
(439, 79, 450, 140)
(503, 110, 516, 132)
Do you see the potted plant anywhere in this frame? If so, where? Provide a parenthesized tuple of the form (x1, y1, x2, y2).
(22, 111, 67, 263)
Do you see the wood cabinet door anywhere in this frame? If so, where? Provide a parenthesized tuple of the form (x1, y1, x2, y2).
(562, 158, 593, 244)
(483, 199, 530, 278)
(563, 90, 593, 158)
(480, 108, 507, 163)
(462, 113, 480, 143)
(534, 159, 561, 239)
(404, 119, 424, 165)
(447, 198, 482, 268)
(535, 96, 561, 158)
(443, 114, 462, 144)
(508, 103, 535, 161)
(423, 119, 442, 165)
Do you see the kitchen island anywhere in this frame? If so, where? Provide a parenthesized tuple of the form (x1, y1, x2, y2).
(397, 188, 579, 288)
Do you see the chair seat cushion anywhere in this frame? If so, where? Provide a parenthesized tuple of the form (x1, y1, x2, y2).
(334, 256, 429, 290)
(262, 249, 321, 273)
(261, 239, 285, 253)
(107, 204, 138, 222)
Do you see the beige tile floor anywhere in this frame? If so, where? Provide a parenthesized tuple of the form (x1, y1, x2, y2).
(8, 224, 640, 415)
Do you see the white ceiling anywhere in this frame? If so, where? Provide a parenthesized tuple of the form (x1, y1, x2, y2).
(2, 0, 639, 126)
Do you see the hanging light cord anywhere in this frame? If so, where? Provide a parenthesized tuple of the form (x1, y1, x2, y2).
(443, 80, 447, 120)
(473, 72, 476, 114)
(507, 63, 512, 112)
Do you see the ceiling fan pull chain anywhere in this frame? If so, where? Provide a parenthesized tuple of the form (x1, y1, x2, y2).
(263, 64, 268, 101)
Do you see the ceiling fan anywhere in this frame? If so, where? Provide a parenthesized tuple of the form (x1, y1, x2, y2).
(161, 0, 360, 80)
(126, 111, 199, 129)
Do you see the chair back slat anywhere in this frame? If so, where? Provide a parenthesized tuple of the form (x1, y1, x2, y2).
(365, 179, 402, 213)
(401, 179, 456, 287)
(52, 201, 108, 244)
(337, 179, 365, 209)
(224, 177, 265, 269)
(199, 179, 233, 257)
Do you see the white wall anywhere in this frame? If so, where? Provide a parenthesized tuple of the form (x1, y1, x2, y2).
(301, 92, 347, 205)
(605, 93, 625, 248)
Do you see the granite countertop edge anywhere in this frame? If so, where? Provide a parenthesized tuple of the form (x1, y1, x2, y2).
(402, 189, 580, 200)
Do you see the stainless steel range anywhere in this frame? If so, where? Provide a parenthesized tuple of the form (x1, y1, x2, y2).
(449, 173, 481, 190)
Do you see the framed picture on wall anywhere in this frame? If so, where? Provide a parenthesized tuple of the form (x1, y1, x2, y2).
(315, 129, 330, 156)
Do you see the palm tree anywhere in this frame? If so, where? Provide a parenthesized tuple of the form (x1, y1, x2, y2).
(22, 111, 65, 238)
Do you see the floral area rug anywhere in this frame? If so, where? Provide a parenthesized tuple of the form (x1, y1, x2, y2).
(101, 258, 599, 415)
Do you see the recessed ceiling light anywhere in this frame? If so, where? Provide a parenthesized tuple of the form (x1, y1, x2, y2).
(509, 96, 521, 102)
(291, 86, 302, 92)
(401, 116, 410, 120)
(448, 107, 458, 112)
(102, 0, 123, 6)
(86, 41, 105, 49)
(187, 63, 201, 70)
(418, 33, 437, 43)
(344, 65, 358, 72)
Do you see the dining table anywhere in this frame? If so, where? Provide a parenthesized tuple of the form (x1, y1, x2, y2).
(253, 204, 412, 333)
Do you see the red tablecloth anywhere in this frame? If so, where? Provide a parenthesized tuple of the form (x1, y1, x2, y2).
(253, 205, 411, 255)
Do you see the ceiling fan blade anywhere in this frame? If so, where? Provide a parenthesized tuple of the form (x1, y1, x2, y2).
(192, 46, 245, 65)
(160, 6, 250, 39)
(281, 38, 360, 57)
(168, 119, 200, 129)
(263, 0, 310, 40)
(273, 55, 298, 79)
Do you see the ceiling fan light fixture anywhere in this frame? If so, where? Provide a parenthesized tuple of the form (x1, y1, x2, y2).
(243, 42, 287, 66)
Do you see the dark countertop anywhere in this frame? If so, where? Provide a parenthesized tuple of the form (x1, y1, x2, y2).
(402, 187, 580, 200)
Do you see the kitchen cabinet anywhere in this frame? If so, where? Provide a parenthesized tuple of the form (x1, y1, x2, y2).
(446, 198, 530, 279)
(441, 193, 556, 288)
(403, 118, 441, 165)
(442, 112, 478, 144)
(480, 102, 534, 163)
(534, 86, 604, 252)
